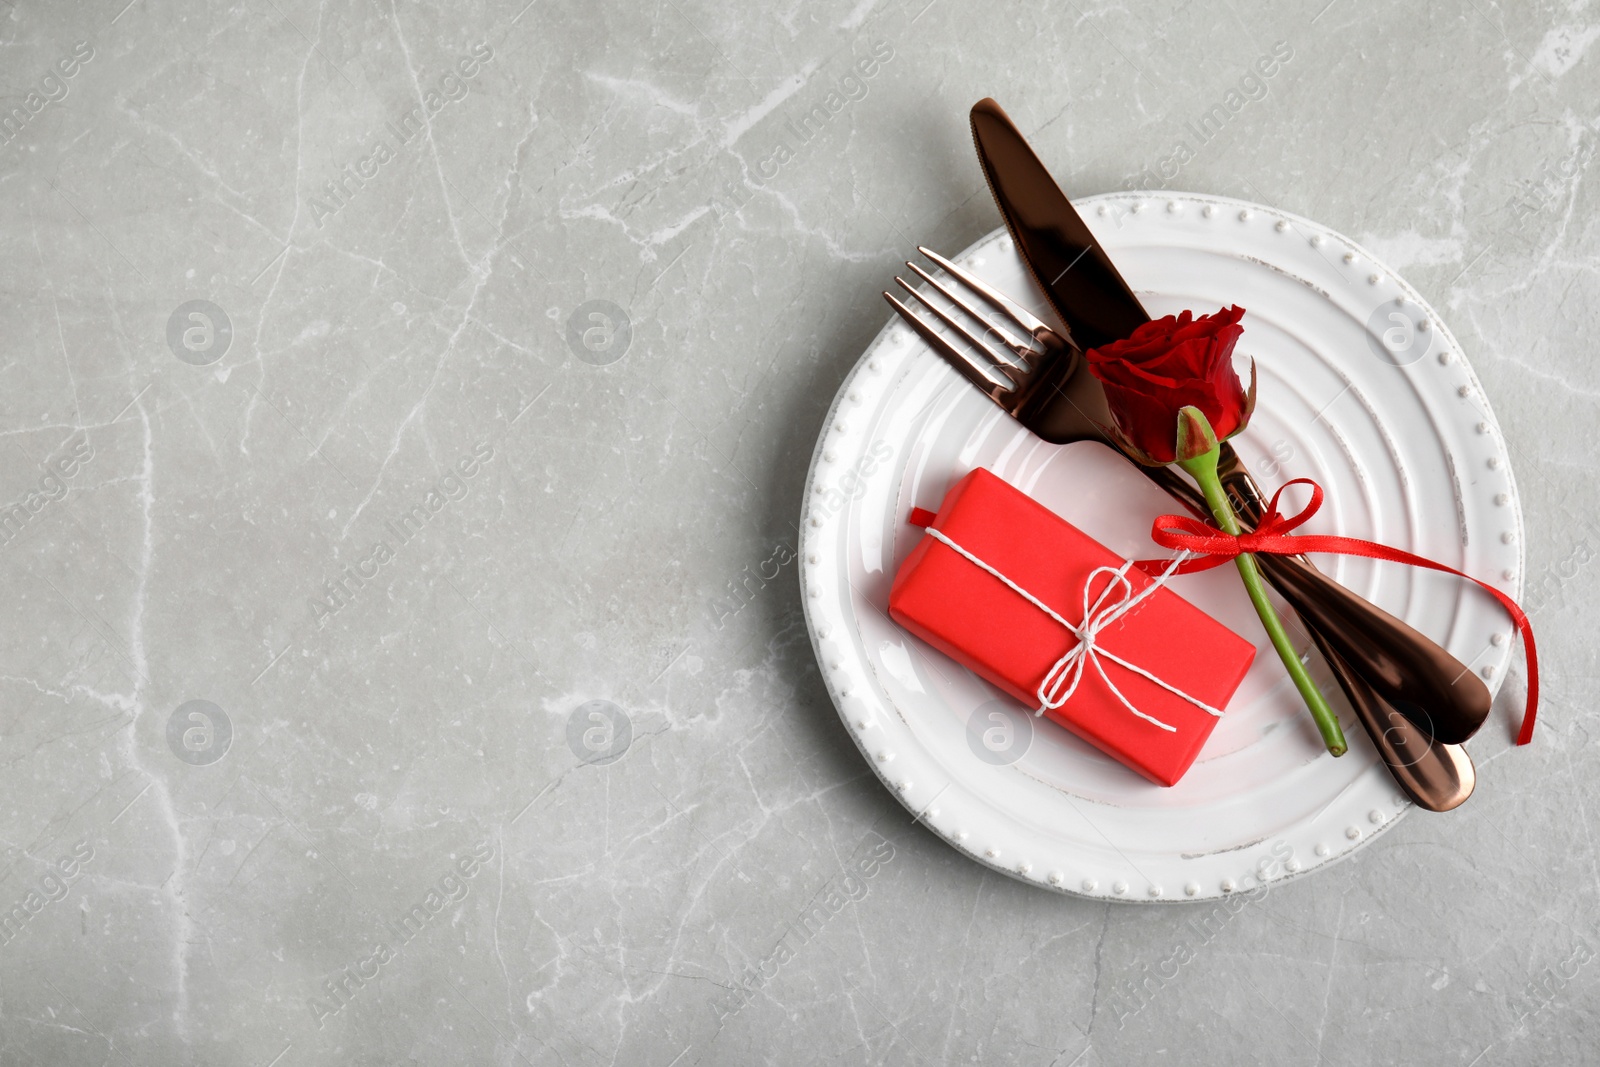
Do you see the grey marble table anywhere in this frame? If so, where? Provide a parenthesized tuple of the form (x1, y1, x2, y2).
(0, 0, 1594, 1064)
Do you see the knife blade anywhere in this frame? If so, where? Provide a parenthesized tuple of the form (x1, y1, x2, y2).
(969, 97, 1149, 349)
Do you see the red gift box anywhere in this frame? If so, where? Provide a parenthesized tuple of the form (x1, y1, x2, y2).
(888, 468, 1256, 786)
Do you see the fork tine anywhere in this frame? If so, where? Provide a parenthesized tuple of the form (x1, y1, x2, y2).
(903, 262, 1030, 368)
(918, 245, 1051, 338)
(893, 276, 1025, 384)
(883, 292, 1016, 398)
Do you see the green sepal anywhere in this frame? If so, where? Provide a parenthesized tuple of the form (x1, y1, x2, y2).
(1174, 406, 1219, 464)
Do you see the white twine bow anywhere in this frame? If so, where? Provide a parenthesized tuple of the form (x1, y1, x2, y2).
(921, 528, 1225, 732)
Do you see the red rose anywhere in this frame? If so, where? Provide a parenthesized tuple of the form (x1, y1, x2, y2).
(1085, 305, 1256, 465)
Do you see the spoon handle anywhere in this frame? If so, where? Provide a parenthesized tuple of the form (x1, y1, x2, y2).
(1316, 628, 1475, 811)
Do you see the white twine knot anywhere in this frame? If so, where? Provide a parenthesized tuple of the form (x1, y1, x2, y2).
(921, 528, 1225, 732)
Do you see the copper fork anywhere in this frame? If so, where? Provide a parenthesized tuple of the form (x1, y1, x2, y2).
(884, 246, 1475, 811)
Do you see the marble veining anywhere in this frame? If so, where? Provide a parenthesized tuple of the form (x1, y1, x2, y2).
(0, 1, 1594, 1065)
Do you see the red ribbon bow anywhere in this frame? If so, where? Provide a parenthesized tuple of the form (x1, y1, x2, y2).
(1141, 478, 1537, 745)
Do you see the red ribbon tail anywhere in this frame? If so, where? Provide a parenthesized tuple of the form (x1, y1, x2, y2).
(1517, 633, 1539, 746)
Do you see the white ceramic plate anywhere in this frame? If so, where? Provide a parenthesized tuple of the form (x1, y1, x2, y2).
(800, 191, 1525, 902)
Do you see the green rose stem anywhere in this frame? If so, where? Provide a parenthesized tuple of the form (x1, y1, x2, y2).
(1175, 420, 1348, 758)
